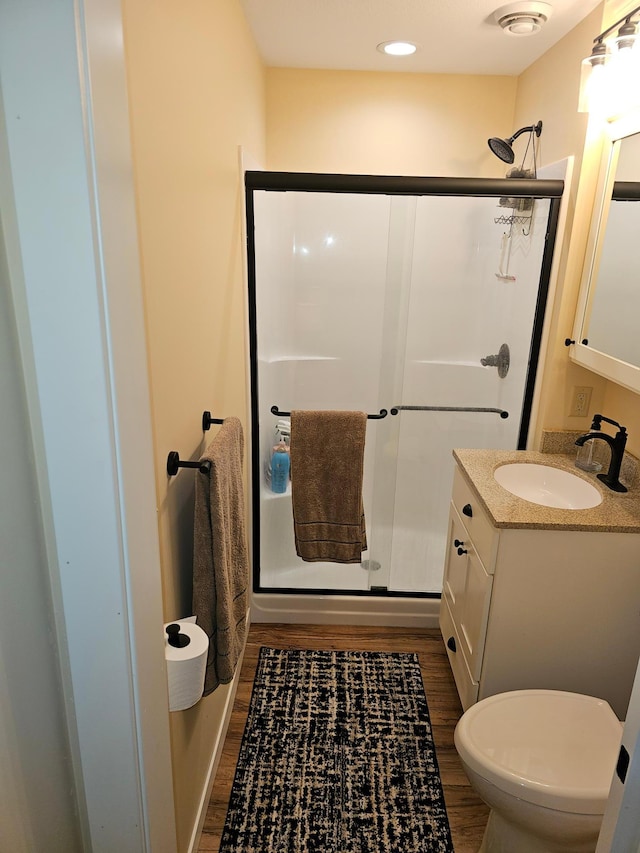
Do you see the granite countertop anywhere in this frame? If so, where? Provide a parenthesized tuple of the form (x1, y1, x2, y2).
(453, 448, 640, 532)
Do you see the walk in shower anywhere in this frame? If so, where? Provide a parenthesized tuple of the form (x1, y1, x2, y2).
(246, 172, 562, 602)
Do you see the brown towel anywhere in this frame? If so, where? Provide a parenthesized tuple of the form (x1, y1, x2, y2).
(192, 417, 249, 694)
(290, 410, 367, 563)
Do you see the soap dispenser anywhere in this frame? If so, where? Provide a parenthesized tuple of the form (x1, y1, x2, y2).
(575, 417, 603, 473)
(271, 436, 290, 493)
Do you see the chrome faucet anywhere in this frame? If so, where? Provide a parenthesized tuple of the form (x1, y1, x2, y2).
(575, 414, 628, 493)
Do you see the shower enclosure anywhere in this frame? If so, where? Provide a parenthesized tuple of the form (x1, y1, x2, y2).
(246, 172, 562, 600)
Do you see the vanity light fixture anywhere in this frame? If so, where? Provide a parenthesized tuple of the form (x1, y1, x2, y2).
(376, 40, 418, 56)
(579, 5, 640, 115)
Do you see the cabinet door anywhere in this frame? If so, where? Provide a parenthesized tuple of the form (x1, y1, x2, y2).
(439, 597, 479, 711)
(442, 503, 493, 683)
(459, 551, 493, 682)
(442, 503, 493, 681)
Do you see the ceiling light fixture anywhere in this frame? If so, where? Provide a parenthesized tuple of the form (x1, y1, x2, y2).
(376, 41, 418, 56)
(493, 2, 552, 36)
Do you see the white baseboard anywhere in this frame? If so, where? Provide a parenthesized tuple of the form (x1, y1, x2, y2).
(187, 609, 251, 853)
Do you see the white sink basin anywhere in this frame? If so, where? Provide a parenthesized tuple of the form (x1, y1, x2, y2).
(494, 463, 602, 510)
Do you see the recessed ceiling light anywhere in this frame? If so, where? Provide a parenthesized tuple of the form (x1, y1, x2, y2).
(377, 41, 418, 56)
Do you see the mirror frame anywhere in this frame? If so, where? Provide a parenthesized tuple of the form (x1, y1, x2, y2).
(571, 111, 640, 394)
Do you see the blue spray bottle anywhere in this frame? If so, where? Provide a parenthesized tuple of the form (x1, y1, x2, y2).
(271, 436, 290, 493)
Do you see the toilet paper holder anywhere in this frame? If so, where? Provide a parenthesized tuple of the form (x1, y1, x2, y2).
(164, 619, 208, 712)
(166, 623, 190, 648)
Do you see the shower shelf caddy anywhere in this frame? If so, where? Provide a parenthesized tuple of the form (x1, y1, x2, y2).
(493, 213, 533, 227)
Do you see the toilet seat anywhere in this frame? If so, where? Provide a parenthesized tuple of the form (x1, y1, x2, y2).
(454, 689, 622, 814)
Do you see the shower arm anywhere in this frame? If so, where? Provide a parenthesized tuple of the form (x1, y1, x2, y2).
(510, 126, 535, 144)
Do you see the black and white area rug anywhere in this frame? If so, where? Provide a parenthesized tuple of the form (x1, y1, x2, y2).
(219, 647, 454, 852)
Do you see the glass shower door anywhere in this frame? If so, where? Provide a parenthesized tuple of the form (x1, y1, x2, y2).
(252, 189, 410, 594)
(247, 173, 559, 597)
(385, 194, 552, 593)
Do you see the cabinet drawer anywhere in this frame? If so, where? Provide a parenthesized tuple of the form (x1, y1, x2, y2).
(439, 598, 479, 711)
(442, 506, 469, 621)
(452, 465, 498, 571)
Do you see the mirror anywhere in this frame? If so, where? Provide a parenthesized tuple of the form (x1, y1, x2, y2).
(572, 115, 640, 394)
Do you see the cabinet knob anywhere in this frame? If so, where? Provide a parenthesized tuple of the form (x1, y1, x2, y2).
(454, 539, 464, 547)
(447, 636, 457, 653)
(457, 547, 468, 556)
(462, 503, 473, 518)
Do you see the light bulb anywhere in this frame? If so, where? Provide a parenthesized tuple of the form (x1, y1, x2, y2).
(607, 42, 640, 117)
(579, 61, 609, 115)
(578, 41, 609, 113)
(376, 41, 417, 56)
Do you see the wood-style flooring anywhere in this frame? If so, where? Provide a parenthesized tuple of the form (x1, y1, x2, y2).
(197, 623, 488, 852)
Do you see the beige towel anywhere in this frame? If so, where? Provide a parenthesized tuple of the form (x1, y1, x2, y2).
(290, 410, 367, 563)
(192, 417, 249, 694)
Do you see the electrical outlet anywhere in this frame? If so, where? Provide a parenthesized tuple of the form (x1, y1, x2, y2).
(570, 385, 593, 418)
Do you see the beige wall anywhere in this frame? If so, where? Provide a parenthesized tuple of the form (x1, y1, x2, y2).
(513, 5, 611, 448)
(121, 1, 265, 849)
(266, 68, 517, 177)
(598, 0, 640, 450)
(118, 0, 638, 846)
(604, 0, 640, 28)
(264, 7, 640, 457)
(517, 1, 640, 457)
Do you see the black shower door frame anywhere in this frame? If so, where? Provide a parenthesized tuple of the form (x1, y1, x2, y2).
(245, 171, 563, 598)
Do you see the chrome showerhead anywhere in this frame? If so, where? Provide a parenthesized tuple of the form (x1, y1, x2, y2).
(488, 120, 542, 163)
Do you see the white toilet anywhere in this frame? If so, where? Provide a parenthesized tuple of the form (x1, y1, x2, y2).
(454, 689, 622, 853)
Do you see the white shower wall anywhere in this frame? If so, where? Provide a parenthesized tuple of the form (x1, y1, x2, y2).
(252, 188, 551, 594)
(255, 192, 392, 590)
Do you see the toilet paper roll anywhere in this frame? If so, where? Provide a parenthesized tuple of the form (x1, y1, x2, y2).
(164, 619, 209, 712)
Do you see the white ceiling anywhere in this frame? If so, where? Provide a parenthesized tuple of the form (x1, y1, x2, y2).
(240, 0, 602, 76)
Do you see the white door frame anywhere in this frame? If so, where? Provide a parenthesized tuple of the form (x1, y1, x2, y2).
(3, 0, 640, 850)
(0, 1, 176, 850)
(598, 662, 640, 851)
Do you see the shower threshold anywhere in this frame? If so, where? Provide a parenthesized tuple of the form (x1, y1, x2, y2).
(251, 590, 441, 628)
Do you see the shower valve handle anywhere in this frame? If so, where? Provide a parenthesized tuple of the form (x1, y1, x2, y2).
(480, 343, 510, 378)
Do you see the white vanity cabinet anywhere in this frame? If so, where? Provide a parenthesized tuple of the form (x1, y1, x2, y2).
(440, 464, 640, 720)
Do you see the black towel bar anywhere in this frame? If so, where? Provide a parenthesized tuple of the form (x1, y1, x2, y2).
(270, 405, 388, 420)
(166, 451, 211, 477)
(202, 411, 225, 431)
